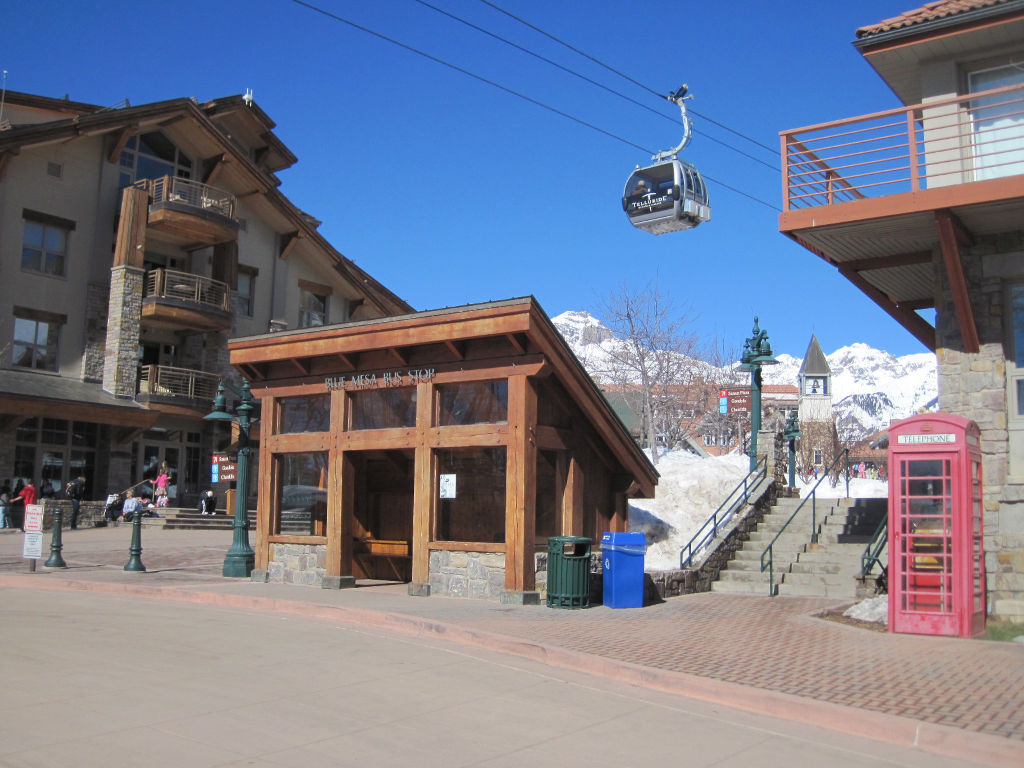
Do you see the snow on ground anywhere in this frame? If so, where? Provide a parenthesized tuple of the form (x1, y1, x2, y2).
(843, 595, 888, 623)
(628, 450, 890, 571)
(795, 475, 888, 499)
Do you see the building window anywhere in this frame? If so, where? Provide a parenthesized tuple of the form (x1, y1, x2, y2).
(703, 434, 717, 447)
(436, 447, 506, 544)
(813, 449, 823, 465)
(22, 213, 72, 277)
(298, 287, 328, 328)
(437, 381, 508, 426)
(237, 269, 255, 317)
(14, 418, 98, 498)
(280, 394, 330, 433)
(274, 452, 329, 536)
(969, 63, 1024, 181)
(118, 132, 193, 185)
(13, 314, 61, 372)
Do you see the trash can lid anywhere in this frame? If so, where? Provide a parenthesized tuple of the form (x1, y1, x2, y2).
(601, 531, 646, 546)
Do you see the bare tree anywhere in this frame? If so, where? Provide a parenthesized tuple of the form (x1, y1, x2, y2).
(596, 283, 702, 465)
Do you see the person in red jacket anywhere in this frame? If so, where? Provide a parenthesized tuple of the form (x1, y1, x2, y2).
(11, 479, 37, 531)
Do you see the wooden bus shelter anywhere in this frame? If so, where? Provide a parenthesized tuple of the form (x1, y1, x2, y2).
(227, 298, 657, 602)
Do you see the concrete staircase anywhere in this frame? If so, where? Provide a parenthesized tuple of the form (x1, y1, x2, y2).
(139, 508, 256, 531)
(710, 496, 887, 599)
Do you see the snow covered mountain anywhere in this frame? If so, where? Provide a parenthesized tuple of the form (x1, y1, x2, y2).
(552, 311, 937, 443)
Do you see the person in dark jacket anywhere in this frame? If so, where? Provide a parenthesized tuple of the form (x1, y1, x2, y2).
(198, 490, 217, 515)
(65, 475, 86, 529)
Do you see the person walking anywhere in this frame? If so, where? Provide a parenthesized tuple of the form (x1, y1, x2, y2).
(11, 479, 38, 531)
(65, 474, 86, 529)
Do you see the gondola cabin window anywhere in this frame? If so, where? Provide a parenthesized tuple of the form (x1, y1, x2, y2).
(349, 388, 416, 430)
(275, 451, 328, 536)
(279, 394, 330, 433)
(437, 380, 508, 426)
(435, 447, 506, 543)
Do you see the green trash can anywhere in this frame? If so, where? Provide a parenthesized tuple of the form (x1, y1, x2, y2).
(546, 536, 592, 608)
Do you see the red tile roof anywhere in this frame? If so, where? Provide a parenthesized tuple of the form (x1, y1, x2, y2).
(856, 0, 1011, 37)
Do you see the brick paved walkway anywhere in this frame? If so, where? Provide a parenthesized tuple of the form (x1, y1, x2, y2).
(3, 527, 1023, 749)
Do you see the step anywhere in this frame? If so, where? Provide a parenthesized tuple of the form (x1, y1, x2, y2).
(782, 571, 857, 588)
(776, 581, 858, 599)
(711, 579, 777, 596)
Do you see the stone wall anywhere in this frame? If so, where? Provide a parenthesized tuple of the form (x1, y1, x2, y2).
(428, 550, 507, 599)
(83, 282, 109, 383)
(936, 235, 1024, 621)
(268, 543, 326, 586)
(102, 265, 144, 398)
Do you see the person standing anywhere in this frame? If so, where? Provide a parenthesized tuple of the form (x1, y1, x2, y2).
(0, 480, 10, 529)
(65, 475, 86, 529)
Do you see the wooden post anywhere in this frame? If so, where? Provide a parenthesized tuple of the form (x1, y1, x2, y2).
(562, 454, 584, 537)
(410, 380, 434, 595)
(113, 186, 148, 268)
(325, 390, 355, 588)
(504, 374, 537, 596)
(253, 397, 274, 573)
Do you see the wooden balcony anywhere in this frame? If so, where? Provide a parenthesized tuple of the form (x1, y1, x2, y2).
(779, 82, 1024, 351)
(135, 176, 239, 245)
(142, 269, 233, 332)
(137, 365, 221, 415)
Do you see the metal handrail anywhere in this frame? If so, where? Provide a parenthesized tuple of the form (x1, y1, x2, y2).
(680, 454, 769, 568)
(760, 448, 850, 595)
(145, 268, 230, 311)
(859, 515, 888, 580)
(138, 364, 220, 401)
(781, 81, 1024, 211)
(134, 175, 236, 219)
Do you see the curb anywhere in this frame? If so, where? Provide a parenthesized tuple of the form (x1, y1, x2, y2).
(2, 572, 1019, 767)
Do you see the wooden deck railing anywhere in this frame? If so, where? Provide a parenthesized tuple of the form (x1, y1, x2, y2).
(134, 175, 236, 219)
(145, 268, 230, 312)
(781, 82, 1024, 211)
(138, 365, 220, 402)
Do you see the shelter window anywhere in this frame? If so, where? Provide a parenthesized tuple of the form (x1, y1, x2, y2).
(436, 447, 506, 544)
(280, 394, 330, 433)
(437, 380, 508, 426)
(275, 451, 328, 536)
(535, 450, 560, 541)
(350, 388, 416, 430)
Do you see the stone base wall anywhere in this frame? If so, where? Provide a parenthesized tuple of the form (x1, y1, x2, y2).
(268, 543, 326, 586)
(428, 550, 506, 599)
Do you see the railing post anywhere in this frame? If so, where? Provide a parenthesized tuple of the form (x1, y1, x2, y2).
(811, 494, 818, 544)
(907, 109, 920, 191)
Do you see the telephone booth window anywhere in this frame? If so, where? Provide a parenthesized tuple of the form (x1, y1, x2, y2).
(898, 457, 953, 614)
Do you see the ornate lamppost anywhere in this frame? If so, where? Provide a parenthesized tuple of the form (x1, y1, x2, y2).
(783, 413, 802, 490)
(738, 317, 778, 473)
(205, 379, 255, 578)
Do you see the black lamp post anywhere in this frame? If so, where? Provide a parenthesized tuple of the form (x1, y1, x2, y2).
(205, 379, 255, 578)
(737, 317, 778, 473)
(783, 413, 802, 489)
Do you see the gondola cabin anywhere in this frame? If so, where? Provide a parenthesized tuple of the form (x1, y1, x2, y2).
(623, 160, 711, 235)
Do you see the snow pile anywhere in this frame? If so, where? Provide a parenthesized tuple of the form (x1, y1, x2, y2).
(795, 475, 888, 499)
(843, 595, 888, 623)
(629, 451, 749, 570)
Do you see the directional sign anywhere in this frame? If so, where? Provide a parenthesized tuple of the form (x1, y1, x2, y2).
(726, 388, 752, 413)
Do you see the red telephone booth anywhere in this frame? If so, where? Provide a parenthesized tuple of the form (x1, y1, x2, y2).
(888, 414, 986, 637)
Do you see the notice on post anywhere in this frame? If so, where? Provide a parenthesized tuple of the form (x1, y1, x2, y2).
(23, 505, 44, 559)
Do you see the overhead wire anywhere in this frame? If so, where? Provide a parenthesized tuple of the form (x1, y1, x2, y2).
(286, 0, 781, 212)
(475, 0, 782, 160)
(410, 0, 779, 173)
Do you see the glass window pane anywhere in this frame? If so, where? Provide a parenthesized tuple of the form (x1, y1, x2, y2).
(280, 394, 330, 433)
(13, 318, 36, 344)
(350, 389, 416, 430)
(438, 381, 508, 426)
(436, 447, 506, 543)
(21, 247, 42, 271)
(23, 222, 43, 248)
(44, 227, 65, 253)
(276, 452, 329, 536)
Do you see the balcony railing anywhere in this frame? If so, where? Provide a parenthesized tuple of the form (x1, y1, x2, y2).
(145, 269, 230, 312)
(781, 82, 1024, 212)
(138, 365, 220, 402)
(134, 176, 236, 219)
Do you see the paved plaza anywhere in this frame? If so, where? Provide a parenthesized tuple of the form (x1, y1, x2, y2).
(1, 526, 1022, 767)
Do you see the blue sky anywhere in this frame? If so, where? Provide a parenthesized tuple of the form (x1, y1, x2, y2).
(2, 0, 927, 358)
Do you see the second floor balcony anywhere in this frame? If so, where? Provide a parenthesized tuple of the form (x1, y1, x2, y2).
(142, 269, 233, 332)
(134, 176, 239, 245)
(779, 82, 1024, 351)
(137, 364, 221, 414)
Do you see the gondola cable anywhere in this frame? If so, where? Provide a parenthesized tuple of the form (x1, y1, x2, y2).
(410, 0, 779, 173)
(285, 0, 780, 212)
(475, 0, 781, 159)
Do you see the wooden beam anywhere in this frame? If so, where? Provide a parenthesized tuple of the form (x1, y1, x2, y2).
(105, 124, 137, 164)
(336, 352, 356, 371)
(0, 415, 27, 433)
(279, 231, 300, 260)
(506, 333, 527, 355)
(411, 380, 434, 588)
(203, 153, 230, 186)
(935, 209, 980, 354)
(444, 340, 465, 361)
(255, 396, 274, 572)
(841, 250, 933, 272)
(238, 362, 263, 380)
(287, 357, 310, 376)
(388, 347, 409, 366)
(562, 454, 584, 537)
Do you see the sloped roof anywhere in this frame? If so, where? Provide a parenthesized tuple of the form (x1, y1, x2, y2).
(798, 336, 831, 377)
(856, 0, 1014, 38)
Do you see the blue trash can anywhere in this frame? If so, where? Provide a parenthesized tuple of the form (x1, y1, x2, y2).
(601, 532, 646, 608)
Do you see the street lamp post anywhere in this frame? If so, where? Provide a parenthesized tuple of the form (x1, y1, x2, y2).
(737, 317, 778, 473)
(783, 413, 802, 490)
(205, 379, 255, 578)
